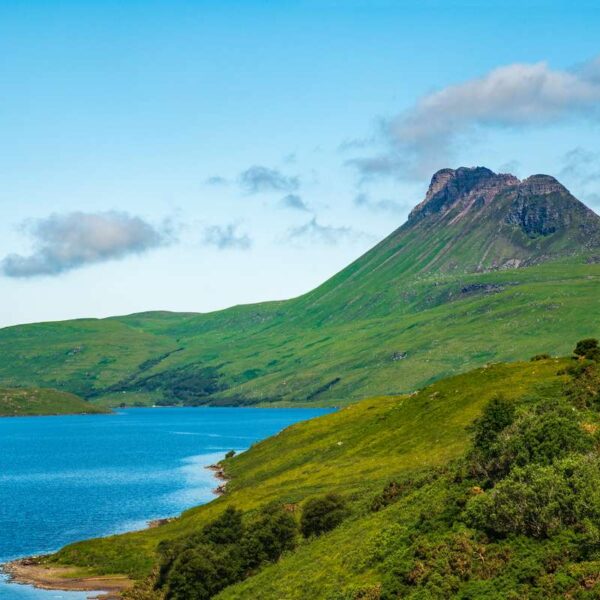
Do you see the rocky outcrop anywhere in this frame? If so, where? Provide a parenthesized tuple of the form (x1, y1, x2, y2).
(408, 166, 519, 222)
(518, 174, 569, 197)
(407, 167, 600, 246)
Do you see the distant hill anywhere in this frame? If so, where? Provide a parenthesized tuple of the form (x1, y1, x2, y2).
(0, 387, 110, 416)
(0, 166, 599, 406)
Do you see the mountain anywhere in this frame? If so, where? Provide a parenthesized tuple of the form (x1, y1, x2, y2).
(0, 167, 599, 406)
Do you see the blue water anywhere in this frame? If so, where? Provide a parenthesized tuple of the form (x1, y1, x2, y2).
(0, 407, 331, 599)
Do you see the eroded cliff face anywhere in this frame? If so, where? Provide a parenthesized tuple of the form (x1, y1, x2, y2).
(505, 176, 572, 237)
(408, 166, 600, 245)
(408, 167, 519, 222)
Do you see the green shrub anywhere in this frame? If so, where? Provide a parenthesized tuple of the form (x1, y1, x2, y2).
(566, 361, 600, 409)
(574, 339, 600, 362)
(301, 493, 347, 537)
(466, 454, 600, 538)
(472, 395, 515, 454)
(469, 400, 592, 483)
(164, 544, 236, 600)
(240, 503, 297, 569)
(157, 504, 297, 599)
(495, 404, 592, 471)
(202, 506, 243, 545)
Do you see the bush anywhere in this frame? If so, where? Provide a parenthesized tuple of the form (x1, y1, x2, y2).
(164, 544, 236, 600)
(469, 400, 592, 483)
(466, 454, 600, 538)
(202, 506, 243, 545)
(157, 504, 297, 599)
(301, 493, 347, 538)
(574, 339, 600, 362)
(472, 395, 515, 454)
(566, 361, 600, 409)
(240, 503, 297, 569)
(497, 404, 592, 469)
(225, 450, 236, 459)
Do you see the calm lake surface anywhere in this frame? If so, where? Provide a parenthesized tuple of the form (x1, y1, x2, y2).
(0, 407, 332, 599)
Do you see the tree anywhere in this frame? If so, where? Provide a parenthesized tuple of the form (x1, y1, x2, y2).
(240, 504, 297, 569)
(300, 493, 347, 538)
(574, 338, 600, 362)
(466, 454, 600, 538)
(164, 545, 236, 600)
(472, 395, 515, 454)
(202, 506, 243, 545)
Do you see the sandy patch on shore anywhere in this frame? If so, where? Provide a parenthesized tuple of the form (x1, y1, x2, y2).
(3, 559, 133, 599)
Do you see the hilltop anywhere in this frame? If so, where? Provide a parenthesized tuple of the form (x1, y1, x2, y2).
(0, 387, 110, 417)
(0, 167, 599, 406)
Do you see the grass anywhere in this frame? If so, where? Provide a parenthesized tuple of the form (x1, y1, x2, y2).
(0, 387, 110, 416)
(0, 182, 598, 408)
(0, 257, 597, 409)
(47, 357, 568, 586)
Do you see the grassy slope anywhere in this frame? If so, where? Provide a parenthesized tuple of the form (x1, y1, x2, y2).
(49, 358, 567, 592)
(0, 387, 109, 416)
(0, 258, 598, 408)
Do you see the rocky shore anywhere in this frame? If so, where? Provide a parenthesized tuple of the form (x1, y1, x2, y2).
(206, 461, 230, 496)
(2, 557, 132, 599)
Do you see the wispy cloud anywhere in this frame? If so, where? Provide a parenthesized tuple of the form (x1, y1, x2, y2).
(354, 192, 406, 213)
(205, 175, 228, 186)
(202, 224, 252, 250)
(280, 194, 309, 212)
(347, 57, 600, 180)
(560, 147, 600, 184)
(2, 211, 171, 278)
(239, 165, 300, 194)
(288, 217, 358, 245)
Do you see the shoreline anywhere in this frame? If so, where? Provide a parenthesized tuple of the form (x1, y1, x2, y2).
(1, 457, 230, 599)
(2, 559, 131, 599)
(205, 461, 230, 496)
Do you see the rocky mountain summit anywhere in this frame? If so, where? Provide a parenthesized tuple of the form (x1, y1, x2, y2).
(408, 167, 519, 222)
(403, 167, 600, 268)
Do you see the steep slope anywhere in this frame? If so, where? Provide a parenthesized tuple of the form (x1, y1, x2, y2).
(294, 167, 600, 321)
(0, 167, 599, 406)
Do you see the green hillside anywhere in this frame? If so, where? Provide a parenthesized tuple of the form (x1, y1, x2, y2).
(1, 167, 599, 407)
(31, 346, 600, 598)
(0, 387, 110, 416)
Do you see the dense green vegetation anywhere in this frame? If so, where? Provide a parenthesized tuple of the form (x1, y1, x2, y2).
(0, 387, 110, 416)
(0, 172, 599, 408)
(36, 343, 600, 598)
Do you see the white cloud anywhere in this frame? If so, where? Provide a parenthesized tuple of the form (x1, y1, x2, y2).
(239, 165, 300, 194)
(202, 224, 252, 250)
(348, 57, 600, 180)
(354, 192, 406, 213)
(280, 194, 309, 212)
(288, 217, 356, 245)
(2, 211, 171, 278)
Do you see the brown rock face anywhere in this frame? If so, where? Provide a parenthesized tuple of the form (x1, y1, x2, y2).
(407, 166, 600, 245)
(518, 174, 569, 197)
(408, 166, 519, 222)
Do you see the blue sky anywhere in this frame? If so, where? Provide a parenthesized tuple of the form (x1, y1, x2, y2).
(1, 0, 599, 326)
